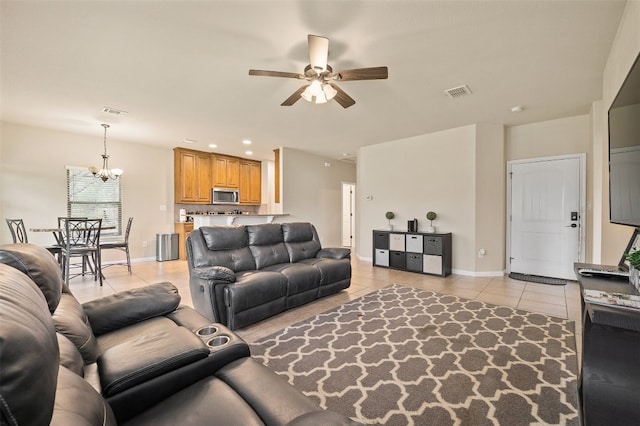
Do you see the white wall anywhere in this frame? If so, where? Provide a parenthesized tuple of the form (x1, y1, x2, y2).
(281, 147, 356, 247)
(600, 0, 640, 265)
(357, 125, 480, 274)
(0, 122, 174, 261)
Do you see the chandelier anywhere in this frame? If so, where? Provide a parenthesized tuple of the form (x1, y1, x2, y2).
(89, 123, 123, 182)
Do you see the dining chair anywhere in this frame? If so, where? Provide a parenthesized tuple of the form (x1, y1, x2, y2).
(100, 217, 133, 275)
(6, 218, 28, 243)
(6, 218, 63, 262)
(59, 218, 103, 286)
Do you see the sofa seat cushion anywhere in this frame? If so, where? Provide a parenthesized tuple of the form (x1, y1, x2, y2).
(121, 376, 264, 426)
(227, 271, 288, 313)
(98, 327, 210, 397)
(217, 358, 322, 425)
(263, 263, 320, 297)
(299, 258, 351, 286)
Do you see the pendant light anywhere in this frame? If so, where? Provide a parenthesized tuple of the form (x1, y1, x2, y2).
(89, 123, 123, 182)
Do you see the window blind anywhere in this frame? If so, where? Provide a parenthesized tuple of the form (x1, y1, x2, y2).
(66, 167, 122, 236)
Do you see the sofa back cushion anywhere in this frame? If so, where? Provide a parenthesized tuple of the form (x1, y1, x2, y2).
(193, 226, 256, 272)
(0, 243, 63, 313)
(53, 293, 101, 363)
(0, 264, 59, 426)
(247, 224, 290, 269)
(282, 223, 321, 262)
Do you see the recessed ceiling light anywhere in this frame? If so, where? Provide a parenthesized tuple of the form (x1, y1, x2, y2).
(242, 140, 252, 145)
(183, 139, 197, 144)
(245, 151, 253, 155)
(209, 144, 217, 148)
(511, 106, 524, 113)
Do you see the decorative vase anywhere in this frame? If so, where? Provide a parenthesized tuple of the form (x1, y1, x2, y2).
(387, 224, 394, 231)
(427, 226, 436, 233)
(630, 265, 640, 293)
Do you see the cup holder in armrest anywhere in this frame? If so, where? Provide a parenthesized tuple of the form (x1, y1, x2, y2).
(206, 335, 230, 348)
(195, 325, 219, 337)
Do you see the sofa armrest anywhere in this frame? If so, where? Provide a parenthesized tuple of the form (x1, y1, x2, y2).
(82, 282, 181, 336)
(98, 327, 209, 397)
(192, 266, 237, 283)
(317, 248, 351, 260)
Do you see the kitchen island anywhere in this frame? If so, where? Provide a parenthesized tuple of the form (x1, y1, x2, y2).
(192, 213, 290, 228)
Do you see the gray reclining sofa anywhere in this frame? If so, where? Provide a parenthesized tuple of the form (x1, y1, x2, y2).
(0, 243, 359, 425)
(187, 222, 351, 330)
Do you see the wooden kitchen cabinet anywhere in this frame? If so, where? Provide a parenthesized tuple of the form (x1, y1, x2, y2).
(174, 148, 212, 204)
(239, 160, 261, 205)
(174, 222, 194, 260)
(212, 155, 239, 188)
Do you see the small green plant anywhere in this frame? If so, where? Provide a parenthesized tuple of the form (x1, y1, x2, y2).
(426, 211, 437, 226)
(626, 249, 640, 269)
(385, 211, 395, 227)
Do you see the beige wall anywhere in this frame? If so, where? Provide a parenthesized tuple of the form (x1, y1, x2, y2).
(474, 123, 506, 273)
(0, 122, 175, 261)
(280, 147, 356, 247)
(357, 125, 486, 275)
(600, 0, 640, 265)
(506, 115, 590, 161)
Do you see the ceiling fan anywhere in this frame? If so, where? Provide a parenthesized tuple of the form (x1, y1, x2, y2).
(249, 34, 388, 108)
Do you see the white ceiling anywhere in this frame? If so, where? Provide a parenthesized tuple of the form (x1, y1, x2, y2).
(0, 0, 627, 162)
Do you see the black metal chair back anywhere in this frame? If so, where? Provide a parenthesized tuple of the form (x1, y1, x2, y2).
(99, 217, 133, 274)
(6, 219, 28, 243)
(59, 218, 103, 286)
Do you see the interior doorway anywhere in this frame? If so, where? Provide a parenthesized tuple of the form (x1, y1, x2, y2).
(506, 154, 586, 280)
(342, 183, 356, 248)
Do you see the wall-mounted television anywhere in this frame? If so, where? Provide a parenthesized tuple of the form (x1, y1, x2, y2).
(608, 51, 640, 228)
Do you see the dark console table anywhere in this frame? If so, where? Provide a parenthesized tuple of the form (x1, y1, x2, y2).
(574, 263, 640, 426)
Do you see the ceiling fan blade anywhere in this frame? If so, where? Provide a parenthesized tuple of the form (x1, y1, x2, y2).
(308, 34, 329, 73)
(281, 85, 308, 106)
(249, 69, 302, 79)
(329, 83, 356, 108)
(335, 66, 388, 81)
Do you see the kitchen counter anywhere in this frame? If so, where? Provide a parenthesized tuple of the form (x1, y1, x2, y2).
(192, 213, 289, 228)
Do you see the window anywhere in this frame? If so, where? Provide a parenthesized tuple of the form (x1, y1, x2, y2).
(66, 166, 122, 236)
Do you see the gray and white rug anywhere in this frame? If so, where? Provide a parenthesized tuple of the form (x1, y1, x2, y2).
(251, 284, 579, 425)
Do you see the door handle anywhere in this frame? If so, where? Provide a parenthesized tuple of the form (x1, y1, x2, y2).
(564, 224, 578, 228)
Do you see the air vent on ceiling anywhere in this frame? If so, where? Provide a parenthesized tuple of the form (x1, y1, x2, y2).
(444, 85, 472, 99)
(102, 106, 128, 116)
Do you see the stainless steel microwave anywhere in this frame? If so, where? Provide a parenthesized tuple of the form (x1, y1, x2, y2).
(212, 188, 239, 204)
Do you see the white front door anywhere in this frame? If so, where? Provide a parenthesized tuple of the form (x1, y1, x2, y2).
(508, 155, 584, 280)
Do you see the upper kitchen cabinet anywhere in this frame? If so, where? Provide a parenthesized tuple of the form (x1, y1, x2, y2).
(174, 148, 212, 204)
(239, 160, 261, 205)
(213, 155, 239, 189)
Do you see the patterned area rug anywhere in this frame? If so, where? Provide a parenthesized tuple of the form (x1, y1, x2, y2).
(251, 284, 579, 425)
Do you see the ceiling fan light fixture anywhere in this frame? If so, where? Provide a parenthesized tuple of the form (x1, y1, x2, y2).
(323, 83, 337, 101)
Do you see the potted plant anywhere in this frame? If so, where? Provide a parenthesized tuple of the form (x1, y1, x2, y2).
(426, 211, 437, 233)
(625, 249, 640, 291)
(385, 211, 395, 231)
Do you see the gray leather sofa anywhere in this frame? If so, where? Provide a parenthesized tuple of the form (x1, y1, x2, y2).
(187, 222, 351, 330)
(0, 243, 359, 425)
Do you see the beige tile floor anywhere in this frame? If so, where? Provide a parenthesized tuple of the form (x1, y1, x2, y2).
(72, 257, 583, 360)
